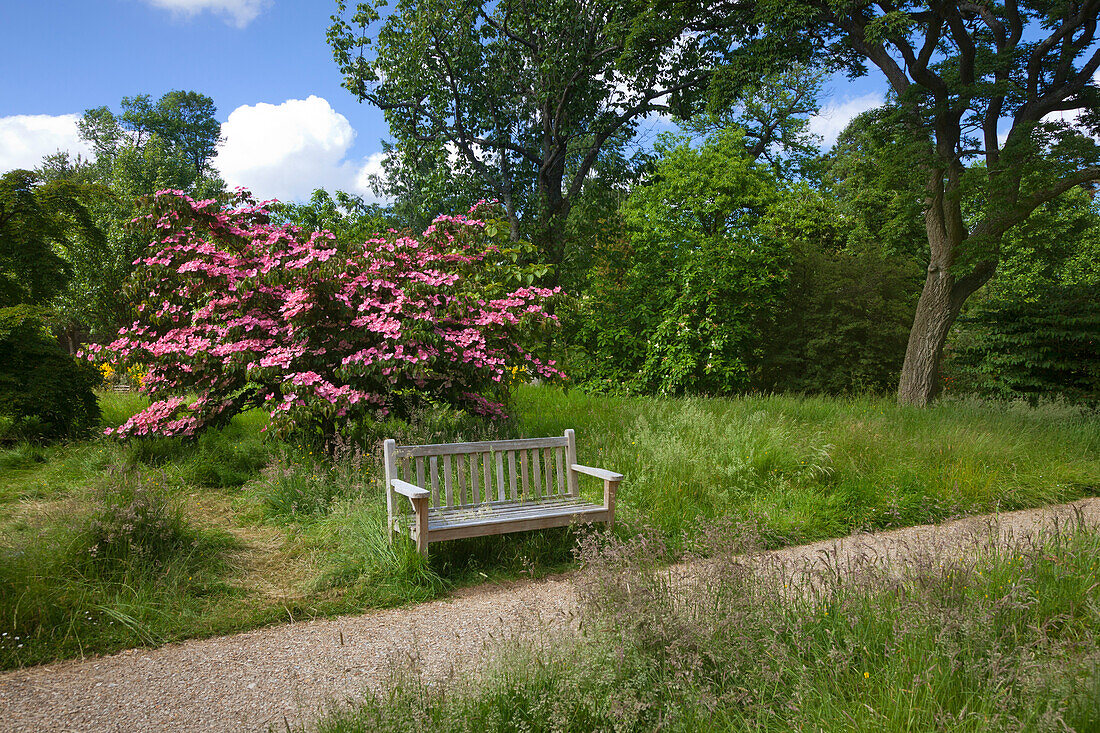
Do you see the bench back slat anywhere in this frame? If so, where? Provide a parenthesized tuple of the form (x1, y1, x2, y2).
(495, 451, 506, 502)
(395, 436, 567, 459)
(543, 448, 554, 497)
(443, 455, 454, 507)
(530, 449, 539, 498)
(556, 447, 565, 495)
(429, 456, 440, 507)
(469, 454, 480, 505)
(520, 450, 530, 499)
(507, 451, 518, 500)
(481, 453, 491, 504)
(457, 454, 468, 504)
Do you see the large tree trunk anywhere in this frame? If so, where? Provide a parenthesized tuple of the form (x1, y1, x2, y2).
(897, 263, 962, 406)
(897, 228, 997, 407)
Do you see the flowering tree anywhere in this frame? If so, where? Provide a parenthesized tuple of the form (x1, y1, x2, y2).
(88, 190, 560, 440)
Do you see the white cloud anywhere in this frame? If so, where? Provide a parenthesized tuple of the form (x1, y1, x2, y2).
(0, 114, 93, 173)
(353, 151, 388, 196)
(809, 93, 884, 147)
(139, 0, 270, 28)
(214, 95, 386, 203)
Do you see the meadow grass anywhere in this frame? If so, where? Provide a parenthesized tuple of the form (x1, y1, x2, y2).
(514, 387, 1099, 548)
(313, 519, 1100, 733)
(0, 386, 1097, 669)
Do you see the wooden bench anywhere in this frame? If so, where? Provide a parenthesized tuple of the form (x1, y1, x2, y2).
(384, 429, 622, 555)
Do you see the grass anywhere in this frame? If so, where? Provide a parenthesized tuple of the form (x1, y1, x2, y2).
(514, 387, 1100, 548)
(0, 386, 1097, 670)
(313, 517, 1100, 732)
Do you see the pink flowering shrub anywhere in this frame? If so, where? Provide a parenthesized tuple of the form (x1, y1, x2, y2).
(88, 190, 561, 440)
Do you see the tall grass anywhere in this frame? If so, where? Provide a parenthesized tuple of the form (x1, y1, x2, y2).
(514, 387, 1100, 548)
(315, 518, 1100, 732)
(0, 467, 236, 668)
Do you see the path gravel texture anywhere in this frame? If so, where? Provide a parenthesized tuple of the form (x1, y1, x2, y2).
(2, 498, 1098, 733)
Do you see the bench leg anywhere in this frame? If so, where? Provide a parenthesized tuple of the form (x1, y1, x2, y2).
(604, 479, 619, 529)
(412, 496, 430, 557)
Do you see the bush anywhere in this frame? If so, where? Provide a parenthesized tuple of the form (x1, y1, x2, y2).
(0, 467, 234, 668)
(758, 243, 918, 394)
(0, 324, 101, 441)
(89, 191, 560, 443)
(950, 284, 1100, 406)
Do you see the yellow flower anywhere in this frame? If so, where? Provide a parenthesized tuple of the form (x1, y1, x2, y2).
(864, 672, 869, 679)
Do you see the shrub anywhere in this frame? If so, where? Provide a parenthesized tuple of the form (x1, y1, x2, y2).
(758, 242, 918, 394)
(88, 190, 561, 442)
(0, 323, 101, 441)
(950, 284, 1100, 406)
(249, 454, 357, 522)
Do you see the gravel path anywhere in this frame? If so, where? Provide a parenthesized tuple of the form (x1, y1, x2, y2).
(2, 498, 1098, 733)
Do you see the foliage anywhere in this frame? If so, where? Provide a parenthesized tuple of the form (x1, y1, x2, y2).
(573, 129, 784, 394)
(86, 474, 201, 575)
(0, 324, 101, 441)
(0, 169, 104, 308)
(89, 191, 561, 441)
(0, 467, 234, 668)
(824, 108, 928, 265)
(951, 284, 1100, 406)
(329, 0, 720, 277)
(272, 189, 398, 246)
(948, 188, 1100, 404)
(45, 92, 226, 340)
(712, 0, 1100, 406)
(756, 186, 920, 394)
(686, 62, 827, 180)
(0, 170, 103, 440)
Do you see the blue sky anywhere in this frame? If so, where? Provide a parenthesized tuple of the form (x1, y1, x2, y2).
(0, 0, 888, 202)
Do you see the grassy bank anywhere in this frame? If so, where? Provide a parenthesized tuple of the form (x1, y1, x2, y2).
(1, 386, 1097, 669)
(315, 519, 1100, 732)
(514, 388, 1100, 546)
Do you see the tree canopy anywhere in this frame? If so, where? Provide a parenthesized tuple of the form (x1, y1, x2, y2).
(706, 0, 1100, 405)
(329, 0, 724, 278)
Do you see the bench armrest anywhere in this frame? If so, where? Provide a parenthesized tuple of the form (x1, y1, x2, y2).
(571, 464, 623, 482)
(391, 478, 430, 499)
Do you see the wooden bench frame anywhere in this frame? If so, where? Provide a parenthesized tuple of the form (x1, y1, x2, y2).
(384, 429, 621, 555)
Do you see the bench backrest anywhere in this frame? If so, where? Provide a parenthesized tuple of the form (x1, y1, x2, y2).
(384, 429, 580, 517)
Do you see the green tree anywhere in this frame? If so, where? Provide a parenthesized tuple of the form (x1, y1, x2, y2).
(949, 187, 1100, 403)
(714, 0, 1100, 406)
(825, 108, 929, 265)
(0, 170, 102, 439)
(272, 188, 397, 244)
(329, 0, 720, 282)
(575, 128, 784, 394)
(686, 62, 827, 180)
(58, 91, 225, 339)
(756, 185, 921, 394)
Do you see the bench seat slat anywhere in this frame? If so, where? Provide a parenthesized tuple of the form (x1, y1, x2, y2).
(427, 497, 605, 531)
